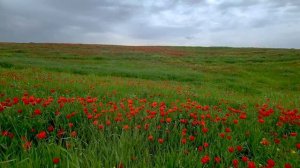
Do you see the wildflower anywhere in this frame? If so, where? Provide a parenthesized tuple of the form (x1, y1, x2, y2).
(214, 156, 221, 164)
(232, 159, 239, 168)
(239, 113, 247, 119)
(70, 131, 77, 137)
(189, 135, 195, 141)
(258, 119, 264, 123)
(201, 155, 210, 164)
(93, 120, 99, 126)
(236, 145, 243, 152)
(225, 127, 231, 133)
(148, 135, 154, 141)
(98, 124, 104, 130)
(34, 109, 41, 115)
(274, 138, 281, 144)
(284, 163, 292, 168)
(106, 120, 111, 126)
(36, 131, 47, 139)
(48, 125, 54, 132)
(198, 146, 203, 152)
(242, 156, 248, 162)
(203, 142, 209, 148)
(267, 159, 275, 168)
(202, 127, 209, 134)
(248, 161, 256, 168)
(53, 157, 60, 164)
(2, 130, 9, 136)
(123, 125, 129, 130)
(57, 129, 65, 138)
(228, 146, 235, 153)
(296, 143, 300, 150)
(23, 141, 32, 150)
(68, 123, 74, 128)
(260, 138, 269, 146)
(158, 138, 164, 144)
(165, 117, 172, 123)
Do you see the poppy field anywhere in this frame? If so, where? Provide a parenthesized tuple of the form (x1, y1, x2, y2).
(0, 43, 300, 167)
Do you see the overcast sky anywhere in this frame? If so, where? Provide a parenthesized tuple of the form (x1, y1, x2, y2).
(0, 0, 300, 48)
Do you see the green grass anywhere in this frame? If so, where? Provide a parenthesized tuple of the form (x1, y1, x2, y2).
(0, 43, 299, 167)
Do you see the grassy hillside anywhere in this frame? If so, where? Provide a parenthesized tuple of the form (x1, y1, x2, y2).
(0, 43, 299, 167)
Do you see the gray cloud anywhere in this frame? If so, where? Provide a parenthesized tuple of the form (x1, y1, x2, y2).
(0, 0, 300, 48)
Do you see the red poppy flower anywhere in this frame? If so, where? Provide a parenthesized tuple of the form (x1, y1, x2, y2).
(202, 127, 209, 134)
(203, 142, 209, 148)
(258, 118, 265, 123)
(57, 129, 65, 138)
(123, 125, 129, 130)
(2, 130, 9, 136)
(68, 123, 74, 128)
(198, 146, 203, 152)
(36, 131, 47, 139)
(296, 143, 300, 150)
(236, 145, 243, 152)
(248, 161, 256, 168)
(148, 135, 154, 141)
(158, 138, 164, 144)
(165, 117, 172, 123)
(267, 159, 275, 167)
(228, 146, 234, 153)
(214, 156, 221, 164)
(48, 125, 54, 132)
(225, 128, 231, 133)
(23, 141, 32, 150)
(242, 156, 248, 162)
(232, 159, 239, 168)
(93, 120, 99, 126)
(274, 138, 281, 144)
(260, 138, 269, 146)
(284, 163, 292, 168)
(70, 131, 77, 137)
(239, 113, 247, 119)
(34, 109, 41, 115)
(201, 155, 210, 164)
(189, 135, 195, 141)
(106, 120, 111, 126)
(53, 157, 60, 164)
(98, 124, 104, 130)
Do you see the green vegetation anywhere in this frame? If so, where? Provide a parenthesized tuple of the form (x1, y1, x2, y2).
(0, 43, 299, 167)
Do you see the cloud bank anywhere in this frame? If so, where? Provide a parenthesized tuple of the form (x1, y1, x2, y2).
(1, 0, 300, 48)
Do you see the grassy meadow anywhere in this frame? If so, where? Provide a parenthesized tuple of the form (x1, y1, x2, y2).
(0, 43, 299, 167)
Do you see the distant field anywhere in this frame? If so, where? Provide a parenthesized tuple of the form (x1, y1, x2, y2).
(0, 43, 299, 167)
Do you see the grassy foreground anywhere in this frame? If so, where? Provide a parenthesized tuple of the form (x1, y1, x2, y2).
(0, 43, 299, 167)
